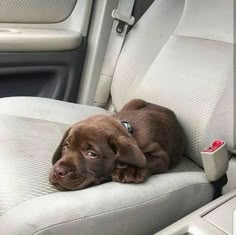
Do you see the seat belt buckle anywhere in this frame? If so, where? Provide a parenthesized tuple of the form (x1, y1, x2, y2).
(201, 140, 229, 182)
(111, 9, 135, 33)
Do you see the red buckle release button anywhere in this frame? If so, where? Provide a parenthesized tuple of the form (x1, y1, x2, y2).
(202, 140, 224, 153)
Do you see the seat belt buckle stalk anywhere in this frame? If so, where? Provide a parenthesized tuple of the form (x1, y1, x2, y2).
(201, 140, 229, 199)
(201, 140, 229, 182)
(111, 9, 135, 33)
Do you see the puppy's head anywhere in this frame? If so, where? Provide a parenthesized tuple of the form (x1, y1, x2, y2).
(49, 115, 146, 191)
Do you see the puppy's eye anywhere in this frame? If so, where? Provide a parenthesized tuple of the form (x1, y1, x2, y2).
(86, 151, 98, 159)
(63, 142, 70, 150)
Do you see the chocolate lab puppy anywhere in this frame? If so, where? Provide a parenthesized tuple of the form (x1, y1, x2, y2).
(49, 99, 185, 191)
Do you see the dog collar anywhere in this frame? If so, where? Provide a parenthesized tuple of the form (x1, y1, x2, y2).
(120, 121, 133, 134)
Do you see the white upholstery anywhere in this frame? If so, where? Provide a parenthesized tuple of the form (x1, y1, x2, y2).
(0, 0, 234, 234)
(175, 0, 233, 43)
(0, 96, 109, 124)
(0, 173, 211, 235)
(132, 37, 233, 166)
(111, 0, 185, 109)
(111, 0, 234, 166)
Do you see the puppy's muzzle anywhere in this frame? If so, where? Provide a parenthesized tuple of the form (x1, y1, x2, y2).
(53, 165, 74, 178)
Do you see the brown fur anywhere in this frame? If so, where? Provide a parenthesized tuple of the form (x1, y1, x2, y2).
(49, 99, 185, 191)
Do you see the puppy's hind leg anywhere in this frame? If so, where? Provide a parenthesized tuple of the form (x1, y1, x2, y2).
(144, 143, 170, 175)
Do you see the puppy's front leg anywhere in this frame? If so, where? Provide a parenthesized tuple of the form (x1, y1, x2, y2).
(112, 166, 149, 183)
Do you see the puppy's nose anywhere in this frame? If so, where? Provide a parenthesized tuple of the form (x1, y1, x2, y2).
(54, 166, 72, 177)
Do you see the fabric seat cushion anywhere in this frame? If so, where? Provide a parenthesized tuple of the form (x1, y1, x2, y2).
(0, 96, 110, 124)
(0, 97, 213, 235)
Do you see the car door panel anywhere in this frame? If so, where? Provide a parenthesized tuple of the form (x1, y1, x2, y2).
(0, 41, 86, 101)
(0, 0, 78, 23)
(0, 29, 81, 52)
(0, 0, 92, 102)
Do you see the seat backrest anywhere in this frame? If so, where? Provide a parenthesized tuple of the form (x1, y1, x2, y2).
(111, 0, 234, 166)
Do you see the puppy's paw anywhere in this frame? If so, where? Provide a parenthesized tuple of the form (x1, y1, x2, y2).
(112, 167, 148, 183)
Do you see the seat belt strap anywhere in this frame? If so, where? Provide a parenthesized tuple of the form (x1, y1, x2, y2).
(94, 0, 135, 107)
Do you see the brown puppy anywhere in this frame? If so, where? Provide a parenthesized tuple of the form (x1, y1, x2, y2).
(49, 99, 185, 191)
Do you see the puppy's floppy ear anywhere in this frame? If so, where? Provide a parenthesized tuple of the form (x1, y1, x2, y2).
(109, 135, 147, 169)
(52, 128, 71, 165)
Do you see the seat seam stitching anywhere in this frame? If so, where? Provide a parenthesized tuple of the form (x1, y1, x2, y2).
(173, 33, 233, 45)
